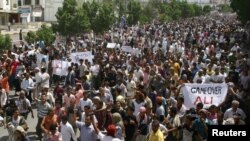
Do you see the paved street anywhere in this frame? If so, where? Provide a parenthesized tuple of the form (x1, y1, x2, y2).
(0, 23, 43, 141)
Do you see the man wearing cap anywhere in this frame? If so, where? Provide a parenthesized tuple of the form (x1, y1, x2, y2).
(10, 126, 30, 141)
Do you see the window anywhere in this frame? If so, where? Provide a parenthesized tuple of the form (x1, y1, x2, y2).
(24, 0, 31, 5)
(18, 0, 21, 6)
(35, 0, 40, 5)
(6, 0, 9, 5)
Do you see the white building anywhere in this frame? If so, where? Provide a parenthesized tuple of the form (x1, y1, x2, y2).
(17, 0, 45, 23)
(44, 0, 63, 22)
(0, 0, 19, 25)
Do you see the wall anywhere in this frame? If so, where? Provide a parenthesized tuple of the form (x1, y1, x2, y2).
(44, 0, 63, 22)
(2, 0, 11, 10)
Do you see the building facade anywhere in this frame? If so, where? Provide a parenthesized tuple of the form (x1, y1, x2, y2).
(17, 0, 45, 23)
(0, 0, 19, 25)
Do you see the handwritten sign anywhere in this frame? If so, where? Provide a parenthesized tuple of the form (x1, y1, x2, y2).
(52, 60, 68, 76)
(121, 46, 133, 53)
(70, 51, 94, 64)
(182, 83, 228, 109)
(106, 43, 117, 48)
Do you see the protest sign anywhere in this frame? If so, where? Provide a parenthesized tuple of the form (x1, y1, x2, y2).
(121, 46, 133, 53)
(52, 60, 68, 76)
(106, 43, 116, 48)
(36, 53, 49, 68)
(182, 83, 228, 109)
(70, 51, 94, 64)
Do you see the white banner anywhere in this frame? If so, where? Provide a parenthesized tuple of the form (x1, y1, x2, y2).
(52, 60, 68, 76)
(182, 83, 228, 109)
(106, 43, 116, 48)
(36, 53, 49, 69)
(121, 46, 133, 53)
(70, 51, 94, 64)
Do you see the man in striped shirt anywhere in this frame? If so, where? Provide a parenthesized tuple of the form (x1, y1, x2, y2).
(35, 93, 51, 140)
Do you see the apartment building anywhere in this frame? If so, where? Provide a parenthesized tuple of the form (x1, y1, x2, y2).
(0, 0, 19, 25)
(0, 0, 45, 25)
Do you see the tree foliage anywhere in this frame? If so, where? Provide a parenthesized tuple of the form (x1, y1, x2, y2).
(73, 8, 90, 34)
(54, 0, 77, 36)
(52, 0, 209, 35)
(36, 24, 55, 46)
(219, 4, 232, 13)
(203, 5, 212, 15)
(25, 31, 37, 45)
(54, 0, 90, 37)
(83, 1, 99, 33)
(92, 3, 114, 34)
(231, 0, 250, 24)
(127, 0, 142, 25)
(0, 34, 12, 51)
(83, 1, 114, 34)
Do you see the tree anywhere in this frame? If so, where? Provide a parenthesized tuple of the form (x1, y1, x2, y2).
(180, 1, 195, 18)
(203, 5, 212, 15)
(193, 4, 203, 16)
(83, 1, 99, 33)
(4, 34, 12, 50)
(140, 2, 156, 24)
(36, 24, 55, 46)
(231, 0, 250, 24)
(92, 3, 115, 34)
(0, 34, 12, 51)
(127, 0, 142, 25)
(219, 4, 232, 13)
(54, 0, 78, 36)
(73, 8, 90, 34)
(169, 0, 181, 20)
(25, 31, 37, 45)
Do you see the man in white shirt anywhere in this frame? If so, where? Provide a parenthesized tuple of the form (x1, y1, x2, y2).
(39, 67, 50, 89)
(224, 100, 246, 121)
(60, 115, 77, 141)
(78, 93, 93, 111)
(79, 59, 87, 78)
(126, 74, 136, 99)
(21, 73, 34, 103)
(0, 86, 7, 116)
(33, 67, 42, 100)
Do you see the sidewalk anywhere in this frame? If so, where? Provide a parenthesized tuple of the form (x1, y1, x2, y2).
(1, 27, 38, 35)
(0, 22, 48, 35)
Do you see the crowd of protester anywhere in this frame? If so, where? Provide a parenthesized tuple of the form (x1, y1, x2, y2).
(0, 13, 250, 141)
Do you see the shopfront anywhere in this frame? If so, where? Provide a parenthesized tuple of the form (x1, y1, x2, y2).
(18, 6, 31, 23)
